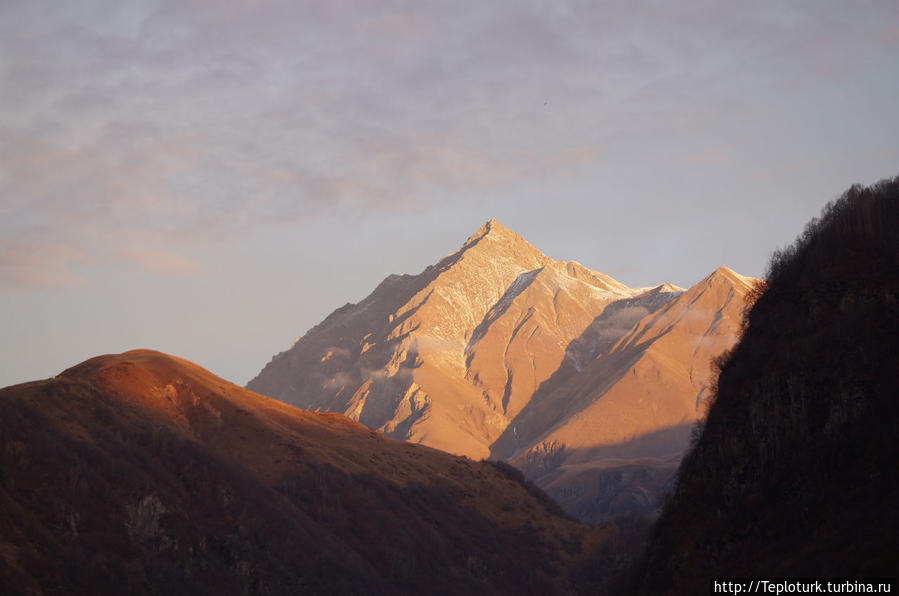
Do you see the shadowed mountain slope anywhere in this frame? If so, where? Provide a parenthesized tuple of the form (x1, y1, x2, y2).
(504, 266, 758, 522)
(0, 350, 623, 595)
(249, 220, 757, 521)
(636, 176, 899, 593)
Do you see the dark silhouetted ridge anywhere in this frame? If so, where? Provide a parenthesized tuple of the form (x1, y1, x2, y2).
(635, 175, 899, 593)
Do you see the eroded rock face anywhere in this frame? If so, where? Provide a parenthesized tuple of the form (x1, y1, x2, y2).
(249, 220, 758, 520)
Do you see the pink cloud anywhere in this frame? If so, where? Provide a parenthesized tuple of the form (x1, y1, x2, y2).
(368, 12, 434, 39)
(880, 25, 899, 44)
(118, 247, 202, 276)
(543, 145, 603, 172)
(0, 242, 89, 289)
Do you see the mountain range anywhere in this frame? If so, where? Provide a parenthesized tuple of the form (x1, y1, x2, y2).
(2, 176, 895, 594)
(248, 219, 759, 521)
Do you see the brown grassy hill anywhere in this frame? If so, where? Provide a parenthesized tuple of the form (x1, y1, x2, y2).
(636, 176, 899, 593)
(0, 350, 623, 595)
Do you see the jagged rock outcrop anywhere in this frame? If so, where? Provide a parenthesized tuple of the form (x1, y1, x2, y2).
(249, 220, 758, 520)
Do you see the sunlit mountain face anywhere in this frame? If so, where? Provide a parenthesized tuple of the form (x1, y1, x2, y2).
(249, 219, 759, 522)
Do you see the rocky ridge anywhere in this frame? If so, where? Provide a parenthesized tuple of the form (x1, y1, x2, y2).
(249, 220, 759, 520)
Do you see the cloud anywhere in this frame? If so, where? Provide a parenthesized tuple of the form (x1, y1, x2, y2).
(118, 247, 202, 276)
(0, 241, 89, 289)
(599, 306, 651, 340)
(0, 2, 622, 244)
(687, 150, 731, 167)
(323, 370, 353, 389)
(2, 0, 897, 289)
(321, 347, 351, 361)
(881, 24, 899, 44)
(412, 335, 466, 356)
(362, 366, 413, 383)
(543, 145, 603, 173)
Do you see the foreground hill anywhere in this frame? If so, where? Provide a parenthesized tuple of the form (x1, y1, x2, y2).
(637, 176, 899, 592)
(249, 220, 757, 521)
(0, 350, 621, 595)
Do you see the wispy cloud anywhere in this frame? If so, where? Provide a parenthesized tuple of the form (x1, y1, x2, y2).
(0, 241, 89, 289)
(118, 247, 202, 276)
(1, 0, 897, 289)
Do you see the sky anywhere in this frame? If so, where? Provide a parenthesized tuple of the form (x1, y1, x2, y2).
(2, 0, 898, 388)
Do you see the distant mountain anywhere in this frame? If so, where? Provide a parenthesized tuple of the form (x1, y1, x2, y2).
(0, 350, 618, 595)
(636, 176, 899, 593)
(504, 265, 757, 522)
(249, 220, 759, 521)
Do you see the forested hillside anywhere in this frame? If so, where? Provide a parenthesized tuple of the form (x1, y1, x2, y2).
(636, 176, 899, 593)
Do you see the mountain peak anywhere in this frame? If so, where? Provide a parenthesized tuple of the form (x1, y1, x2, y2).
(481, 218, 503, 232)
(707, 265, 757, 290)
(658, 282, 685, 292)
(248, 221, 757, 521)
(714, 264, 736, 275)
(453, 219, 546, 269)
(466, 218, 519, 244)
(637, 282, 685, 297)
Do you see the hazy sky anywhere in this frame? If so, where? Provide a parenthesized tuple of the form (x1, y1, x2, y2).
(2, 1, 898, 388)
